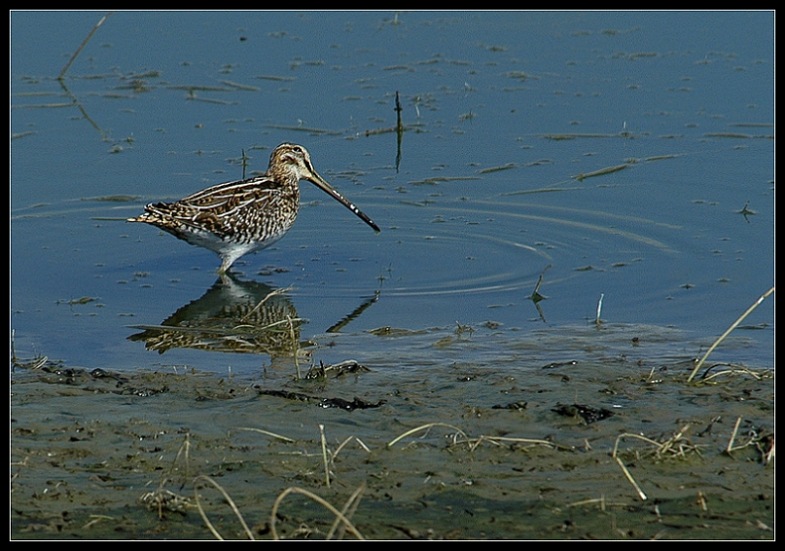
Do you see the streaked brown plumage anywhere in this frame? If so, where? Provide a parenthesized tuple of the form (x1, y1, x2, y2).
(127, 143, 380, 273)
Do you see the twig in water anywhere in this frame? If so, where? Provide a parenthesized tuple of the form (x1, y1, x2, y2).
(595, 293, 604, 326)
(58, 13, 113, 79)
(530, 264, 550, 303)
(395, 90, 403, 172)
(687, 286, 774, 382)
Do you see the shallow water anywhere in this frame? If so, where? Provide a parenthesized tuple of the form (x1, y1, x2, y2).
(11, 11, 774, 540)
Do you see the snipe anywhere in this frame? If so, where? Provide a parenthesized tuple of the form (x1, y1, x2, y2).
(127, 143, 380, 273)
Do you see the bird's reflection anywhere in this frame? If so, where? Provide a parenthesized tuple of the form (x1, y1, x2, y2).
(128, 276, 304, 358)
(128, 275, 378, 359)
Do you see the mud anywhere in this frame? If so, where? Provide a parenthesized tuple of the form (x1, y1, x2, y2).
(11, 332, 774, 540)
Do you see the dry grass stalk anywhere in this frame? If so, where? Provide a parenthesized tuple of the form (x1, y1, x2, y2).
(466, 435, 566, 453)
(613, 425, 697, 460)
(564, 496, 639, 512)
(233, 426, 296, 443)
(172, 432, 191, 479)
(613, 456, 647, 501)
(319, 424, 331, 487)
(270, 486, 365, 540)
(386, 423, 468, 448)
(611, 425, 699, 501)
(326, 483, 366, 540)
(58, 13, 112, 79)
(688, 286, 774, 382)
(726, 416, 744, 454)
(698, 363, 771, 382)
(333, 435, 372, 459)
(725, 416, 774, 463)
(82, 515, 114, 530)
(193, 475, 254, 540)
(387, 424, 573, 455)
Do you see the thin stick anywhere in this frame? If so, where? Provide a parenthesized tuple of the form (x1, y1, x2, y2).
(595, 293, 604, 326)
(241, 149, 248, 180)
(688, 286, 774, 382)
(58, 13, 113, 79)
(614, 456, 648, 500)
(530, 264, 551, 302)
(319, 424, 331, 487)
(354, 437, 371, 453)
(395, 91, 403, 172)
(333, 435, 358, 460)
(172, 432, 191, 480)
(726, 416, 743, 453)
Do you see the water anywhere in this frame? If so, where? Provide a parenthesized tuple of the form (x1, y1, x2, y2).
(10, 11, 775, 541)
(11, 11, 773, 374)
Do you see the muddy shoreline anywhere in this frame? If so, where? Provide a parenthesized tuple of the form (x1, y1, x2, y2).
(11, 344, 774, 540)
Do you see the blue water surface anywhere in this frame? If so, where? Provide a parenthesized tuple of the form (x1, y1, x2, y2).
(11, 11, 774, 374)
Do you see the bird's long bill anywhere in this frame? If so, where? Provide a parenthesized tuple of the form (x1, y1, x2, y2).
(308, 172, 381, 233)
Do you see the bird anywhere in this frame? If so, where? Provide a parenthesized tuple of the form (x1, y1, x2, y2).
(127, 143, 380, 274)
